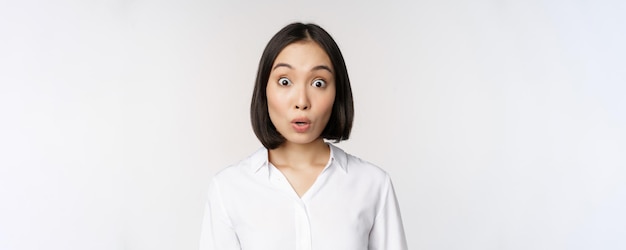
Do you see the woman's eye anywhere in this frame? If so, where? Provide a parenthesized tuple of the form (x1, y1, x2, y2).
(312, 79, 326, 88)
(278, 77, 292, 86)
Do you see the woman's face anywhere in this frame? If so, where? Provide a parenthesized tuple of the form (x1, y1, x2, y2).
(267, 41, 336, 146)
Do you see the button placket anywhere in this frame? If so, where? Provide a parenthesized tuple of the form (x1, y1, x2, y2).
(294, 201, 312, 250)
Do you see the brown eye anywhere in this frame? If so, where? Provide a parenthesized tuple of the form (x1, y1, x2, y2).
(278, 77, 292, 86)
(312, 79, 326, 88)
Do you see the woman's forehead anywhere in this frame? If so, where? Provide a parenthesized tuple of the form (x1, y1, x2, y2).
(272, 41, 333, 72)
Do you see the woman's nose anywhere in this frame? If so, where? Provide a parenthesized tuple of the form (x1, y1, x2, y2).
(294, 85, 309, 110)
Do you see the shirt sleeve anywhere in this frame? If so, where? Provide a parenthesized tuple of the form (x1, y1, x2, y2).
(199, 179, 241, 250)
(368, 174, 408, 250)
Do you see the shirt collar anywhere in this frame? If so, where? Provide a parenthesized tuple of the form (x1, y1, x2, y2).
(248, 143, 348, 174)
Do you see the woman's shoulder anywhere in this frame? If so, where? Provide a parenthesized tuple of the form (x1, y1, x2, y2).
(211, 147, 267, 181)
(331, 144, 390, 181)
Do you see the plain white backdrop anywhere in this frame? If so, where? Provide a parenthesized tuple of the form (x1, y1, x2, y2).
(1, 0, 625, 249)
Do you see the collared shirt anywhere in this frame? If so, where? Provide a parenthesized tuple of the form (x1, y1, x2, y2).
(199, 143, 407, 250)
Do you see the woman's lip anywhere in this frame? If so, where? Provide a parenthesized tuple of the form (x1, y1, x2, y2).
(291, 117, 311, 132)
(292, 122, 311, 132)
(291, 117, 311, 123)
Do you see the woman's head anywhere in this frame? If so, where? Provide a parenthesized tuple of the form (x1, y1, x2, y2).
(251, 23, 354, 149)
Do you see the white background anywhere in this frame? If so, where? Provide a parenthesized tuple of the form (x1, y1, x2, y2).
(1, 0, 625, 249)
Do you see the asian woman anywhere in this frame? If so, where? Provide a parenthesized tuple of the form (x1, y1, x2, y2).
(200, 22, 407, 250)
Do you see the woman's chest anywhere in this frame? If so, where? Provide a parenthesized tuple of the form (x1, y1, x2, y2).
(224, 177, 380, 250)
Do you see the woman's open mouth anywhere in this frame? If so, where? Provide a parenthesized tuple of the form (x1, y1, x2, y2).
(291, 118, 311, 132)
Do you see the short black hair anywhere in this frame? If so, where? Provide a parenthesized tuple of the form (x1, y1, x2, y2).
(251, 22, 354, 149)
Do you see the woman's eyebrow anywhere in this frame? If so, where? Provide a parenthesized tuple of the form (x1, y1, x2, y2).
(311, 65, 333, 74)
(272, 63, 333, 74)
(273, 63, 292, 70)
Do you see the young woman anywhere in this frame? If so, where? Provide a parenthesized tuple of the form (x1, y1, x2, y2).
(200, 22, 407, 250)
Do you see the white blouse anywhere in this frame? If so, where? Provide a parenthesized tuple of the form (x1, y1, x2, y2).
(199, 143, 407, 250)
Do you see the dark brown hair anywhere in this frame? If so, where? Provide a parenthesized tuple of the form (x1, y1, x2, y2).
(251, 22, 354, 149)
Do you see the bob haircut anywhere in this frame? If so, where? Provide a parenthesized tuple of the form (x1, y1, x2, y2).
(251, 22, 354, 149)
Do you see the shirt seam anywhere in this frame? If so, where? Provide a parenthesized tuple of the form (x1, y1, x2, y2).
(373, 172, 392, 223)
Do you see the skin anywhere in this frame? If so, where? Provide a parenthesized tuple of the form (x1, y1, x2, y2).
(266, 40, 336, 197)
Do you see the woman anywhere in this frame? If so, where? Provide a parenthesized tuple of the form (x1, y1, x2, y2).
(200, 22, 407, 250)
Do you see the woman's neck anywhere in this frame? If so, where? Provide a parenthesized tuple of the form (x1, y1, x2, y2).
(268, 138, 330, 170)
